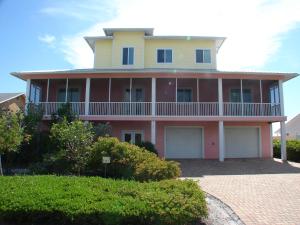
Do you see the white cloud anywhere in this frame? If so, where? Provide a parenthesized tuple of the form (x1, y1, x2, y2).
(38, 34, 56, 46)
(58, 0, 300, 70)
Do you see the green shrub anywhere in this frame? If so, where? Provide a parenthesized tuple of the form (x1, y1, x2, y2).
(0, 176, 207, 225)
(48, 119, 94, 175)
(273, 139, 300, 162)
(87, 137, 181, 181)
(137, 141, 158, 155)
(93, 122, 112, 138)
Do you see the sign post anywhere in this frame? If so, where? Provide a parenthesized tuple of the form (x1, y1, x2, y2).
(102, 156, 111, 177)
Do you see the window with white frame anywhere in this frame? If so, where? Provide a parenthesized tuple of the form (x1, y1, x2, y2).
(196, 49, 211, 63)
(122, 131, 143, 145)
(122, 47, 134, 65)
(230, 89, 252, 103)
(157, 49, 172, 63)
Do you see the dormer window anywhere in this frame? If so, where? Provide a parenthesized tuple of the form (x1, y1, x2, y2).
(122, 47, 134, 65)
(157, 49, 172, 63)
(196, 49, 211, 63)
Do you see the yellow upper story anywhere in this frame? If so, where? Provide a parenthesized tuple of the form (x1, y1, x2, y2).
(85, 28, 225, 70)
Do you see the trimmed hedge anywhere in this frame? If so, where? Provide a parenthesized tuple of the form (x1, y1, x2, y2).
(273, 139, 300, 162)
(0, 176, 207, 225)
(87, 137, 181, 181)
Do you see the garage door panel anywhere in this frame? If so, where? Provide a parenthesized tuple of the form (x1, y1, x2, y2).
(225, 127, 260, 158)
(166, 127, 202, 159)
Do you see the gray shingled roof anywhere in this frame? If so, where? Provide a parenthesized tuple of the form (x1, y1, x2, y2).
(0, 93, 24, 104)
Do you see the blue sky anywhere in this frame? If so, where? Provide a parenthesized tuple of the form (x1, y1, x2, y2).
(0, 0, 300, 126)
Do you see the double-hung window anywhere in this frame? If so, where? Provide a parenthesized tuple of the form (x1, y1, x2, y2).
(122, 47, 134, 65)
(157, 49, 172, 63)
(196, 49, 211, 63)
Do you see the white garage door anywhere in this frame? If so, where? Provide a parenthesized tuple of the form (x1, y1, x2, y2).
(225, 127, 260, 158)
(165, 127, 203, 159)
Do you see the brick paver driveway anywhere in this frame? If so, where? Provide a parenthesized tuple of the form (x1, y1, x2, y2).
(179, 159, 300, 225)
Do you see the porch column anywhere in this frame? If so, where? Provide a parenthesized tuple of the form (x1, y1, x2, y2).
(270, 123, 273, 158)
(151, 120, 156, 145)
(219, 121, 225, 162)
(151, 78, 156, 116)
(151, 78, 156, 145)
(85, 78, 90, 116)
(108, 78, 111, 115)
(25, 79, 31, 114)
(197, 78, 199, 102)
(65, 78, 69, 102)
(279, 80, 286, 160)
(218, 78, 223, 116)
(240, 79, 244, 115)
(45, 79, 50, 116)
(175, 78, 178, 102)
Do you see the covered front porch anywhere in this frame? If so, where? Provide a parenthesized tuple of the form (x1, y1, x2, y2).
(27, 77, 282, 117)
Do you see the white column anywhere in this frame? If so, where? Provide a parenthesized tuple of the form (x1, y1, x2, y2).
(218, 78, 223, 116)
(25, 79, 31, 114)
(279, 80, 285, 116)
(240, 79, 243, 115)
(219, 121, 225, 161)
(108, 78, 111, 115)
(65, 78, 69, 102)
(270, 123, 273, 158)
(280, 121, 287, 160)
(175, 78, 178, 102)
(197, 78, 199, 102)
(85, 78, 90, 116)
(108, 78, 111, 102)
(259, 80, 263, 104)
(46, 79, 50, 102)
(45, 79, 50, 116)
(129, 78, 132, 102)
(151, 78, 156, 116)
(278, 80, 286, 160)
(151, 120, 156, 145)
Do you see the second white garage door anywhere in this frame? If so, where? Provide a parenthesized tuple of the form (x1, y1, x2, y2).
(165, 127, 203, 159)
(225, 127, 260, 158)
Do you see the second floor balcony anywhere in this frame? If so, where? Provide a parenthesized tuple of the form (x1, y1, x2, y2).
(27, 77, 283, 118)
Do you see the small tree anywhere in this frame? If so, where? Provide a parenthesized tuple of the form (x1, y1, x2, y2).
(0, 111, 23, 175)
(50, 118, 94, 175)
(93, 122, 112, 139)
(51, 103, 77, 124)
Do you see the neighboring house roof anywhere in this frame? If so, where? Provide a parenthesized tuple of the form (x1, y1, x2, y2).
(10, 68, 298, 81)
(275, 114, 300, 136)
(0, 93, 25, 104)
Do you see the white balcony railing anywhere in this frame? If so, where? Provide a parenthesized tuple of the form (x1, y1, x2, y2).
(27, 102, 282, 117)
(156, 102, 219, 116)
(223, 102, 281, 116)
(89, 102, 152, 116)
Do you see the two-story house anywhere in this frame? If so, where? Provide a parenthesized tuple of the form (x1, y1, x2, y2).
(11, 28, 298, 161)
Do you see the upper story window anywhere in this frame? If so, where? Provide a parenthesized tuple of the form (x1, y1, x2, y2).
(157, 49, 172, 63)
(196, 49, 211, 63)
(122, 47, 134, 65)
